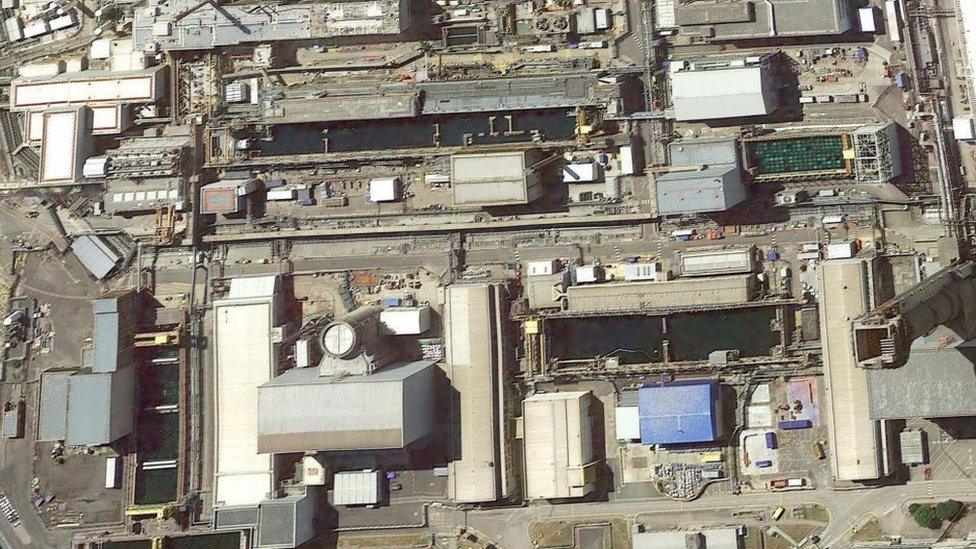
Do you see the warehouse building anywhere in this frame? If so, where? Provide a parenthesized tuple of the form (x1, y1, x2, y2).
(656, 137, 745, 216)
(444, 283, 512, 504)
(633, 527, 741, 549)
(678, 247, 756, 277)
(70, 233, 127, 280)
(565, 275, 756, 313)
(655, 167, 746, 216)
(38, 107, 91, 185)
(675, 0, 853, 42)
(638, 380, 725, 445)
(9, 66, 167, 112)
(819, 258, 885, 481)
(451, 150, 547, 207)
(212, 276, 282, 508)
(522, 391, 600, 500)
(867, 325, 976, 420)
(37, 292, 137, 446)
(256, 360, 437, 453)
(670, 64, 778, 121)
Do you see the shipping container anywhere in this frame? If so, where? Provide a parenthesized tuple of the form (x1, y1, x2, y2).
(811, 441, 825, 459)
(799, 96, 816, 104)
(778, 419, 812, 430)
(671, 229, 696, 240)
(522, 44, 556, 53)
(787, 478, 806, 487)
(772, 506, 785, 520)
(702, 469, 723, 479)
(765, 432, 777, 449)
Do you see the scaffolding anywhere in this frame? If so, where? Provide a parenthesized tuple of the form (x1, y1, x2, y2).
(852, 122, 900, 184)
(745, 134, 853, 182)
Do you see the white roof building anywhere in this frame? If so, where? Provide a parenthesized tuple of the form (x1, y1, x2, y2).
(332, 470, 381, 506)
(670, 65, 777, 121)
(39, 107, 91, 185)
(212, 276, 281, 508)
(379, 306, 432, 335)
(523, 391, 600, 500)
(444, 284, 507, 504)
(451, 150, 545, 206)
(10, 66, 166, 112)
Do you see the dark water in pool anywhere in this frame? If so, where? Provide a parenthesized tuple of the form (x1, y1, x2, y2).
(547, 308, 780, 364)
(258, 109, 576, 155)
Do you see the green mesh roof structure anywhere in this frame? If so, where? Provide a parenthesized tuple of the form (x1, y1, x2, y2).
(748, 135, 847, 176)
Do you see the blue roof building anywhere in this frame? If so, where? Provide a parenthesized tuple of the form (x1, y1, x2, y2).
(638, 380, 722, 445)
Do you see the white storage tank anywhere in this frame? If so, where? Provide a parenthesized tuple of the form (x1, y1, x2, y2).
(379, 305, 432, 335)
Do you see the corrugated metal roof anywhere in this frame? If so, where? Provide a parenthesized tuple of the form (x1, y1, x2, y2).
(64, 367, 135, 445)
(257, 361, 436, 453)
(668, 137, 739, 167)
(333, 470, 380, 505)
(867, 325, 976, 419)
(899, 429, 925, 465)
(38, 371, 71, 441)
(229, 276, 279, 299)
(71, 235, 120, 280)
(93, 298, 120, 373)
(655, 166, 745, 215)
(522, 391, 595, 499)
(671, 67, 774, 121)
(638, 380, 718, 445)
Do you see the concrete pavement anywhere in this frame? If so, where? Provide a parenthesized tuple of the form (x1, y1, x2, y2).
(452, 478, 976, 549)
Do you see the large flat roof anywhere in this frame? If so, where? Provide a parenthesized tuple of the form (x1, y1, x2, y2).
(257, 361, 436, 453)
(40, 108, 88, 184)
(523, 391, 595, 500)
(638, 380, 718, 445)
(670, 67, 775, 121)
(11, 66, 165, 111)
(213, 291, 277, 507)
(867, 325, 976, 420)
(566, 275, 754, 313)
(677, 0, 852, 40)
(444, 284, 500, 504)
(818, 258, 881, 481)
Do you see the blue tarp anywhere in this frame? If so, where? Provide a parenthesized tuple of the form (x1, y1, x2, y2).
(638, 380, 718, 445)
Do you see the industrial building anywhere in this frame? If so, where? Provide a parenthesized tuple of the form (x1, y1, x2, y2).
(675, 0, 853, 41)
(9, 66, 167, 112)
(444, 283, 511, 504)
(669, 62, 778, 121)
(332, 470, 382, 506)
(132, 0, 411, 51)
(744, 133, 852, 182)
(70, 233, 128, 280)
(565, 275, 756, 313)
(38, 107, 91, 184)
(213, 490, 316, 549)
(522, 391, 600, 500)
(655, 167, 746, 216)
(637, 380, 725, 445)
(633, 528, 741, 549)
(655, 137, 746, 216)
(451, 150, 547, 207)
(851, 122, 902, 184)
(678, 247, 756, 277)
(212, 276, 282, 508)
(866, 321, 976, 420)
(37, 292, 137, 446)
(818, 258, 885, 481)
(256, 360, 438, 453)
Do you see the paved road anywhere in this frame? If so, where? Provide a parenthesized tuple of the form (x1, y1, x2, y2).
(456, 478, 976, 549)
